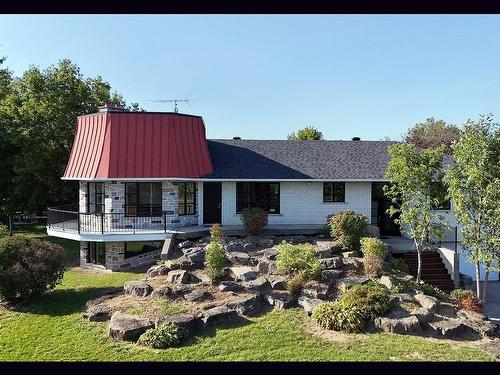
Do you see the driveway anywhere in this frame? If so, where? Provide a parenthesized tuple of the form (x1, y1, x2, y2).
(481, 281, 500, 327)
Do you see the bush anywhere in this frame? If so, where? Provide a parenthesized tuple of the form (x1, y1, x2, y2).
(210, 223, 224, 243)
(392, 283, 409, 294)
(287, 270, 308, 296)
(340, 282, 392, 318)
(418, 282, 440, 297)
(360, 237, 388, 278)
(0, 237, 65, 303)
(328, 210, 368, 252)
(384, 257, 410, 274)
(204, 241, 226, 283)
(318, 224, 331, 238)
(137, 322, 182, 349)
(240, 207, 268, 235)
(311, 300, 367, 333)
(276, 241, 321, 279)
(0, 224, 8, 237)
(450, 288, 474, 301)
(450, 289, 482, 312)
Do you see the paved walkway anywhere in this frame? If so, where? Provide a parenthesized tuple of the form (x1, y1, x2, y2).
(481, 281, 500, 327)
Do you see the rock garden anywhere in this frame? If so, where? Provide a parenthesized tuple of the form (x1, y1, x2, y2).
(82, 210, 499, 352)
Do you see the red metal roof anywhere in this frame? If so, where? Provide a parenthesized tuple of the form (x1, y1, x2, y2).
(63, 112, 213, 179)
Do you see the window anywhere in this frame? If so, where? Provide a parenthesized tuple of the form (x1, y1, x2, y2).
(125, 182, 162, 216)
(125, 241, 163, 259)
(87, 182, 104, 213)
(87, 242, 106, 266)
(323, 182, 345, 202)
(236, 182, 280, 213)
(178, 182, 196, 215)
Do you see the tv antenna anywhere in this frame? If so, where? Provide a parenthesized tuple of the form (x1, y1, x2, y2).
(151, 98, 191, 113)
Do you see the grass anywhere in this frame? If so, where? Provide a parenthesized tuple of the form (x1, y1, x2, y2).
(0, 226, 496, 361)
(105, 295, 187, 320)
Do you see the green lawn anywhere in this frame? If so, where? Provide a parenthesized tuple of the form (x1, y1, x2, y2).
(0, 227, 495, 361)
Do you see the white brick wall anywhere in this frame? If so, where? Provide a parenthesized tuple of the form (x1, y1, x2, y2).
(219, 181, 373, 225)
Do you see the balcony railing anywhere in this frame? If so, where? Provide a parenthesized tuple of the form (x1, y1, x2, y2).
(47, 206, 177, 234)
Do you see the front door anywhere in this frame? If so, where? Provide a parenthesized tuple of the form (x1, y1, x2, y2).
(203, 182, 222, 225)
(371, 182, 401, 236)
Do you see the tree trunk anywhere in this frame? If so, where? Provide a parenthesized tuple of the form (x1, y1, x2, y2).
(8, 215, 13, 236)
(416, 245, 422, 284)
(475, 262, 481, 300)
(482, 268, 489, 303)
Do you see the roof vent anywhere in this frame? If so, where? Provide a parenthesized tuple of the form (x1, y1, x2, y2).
(351, 137, 361, 141)
(98, 103, 129, 113)
(233, 137, 241, 140)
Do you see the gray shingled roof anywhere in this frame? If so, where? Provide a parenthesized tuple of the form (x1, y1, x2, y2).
(204, 139, 399, 180)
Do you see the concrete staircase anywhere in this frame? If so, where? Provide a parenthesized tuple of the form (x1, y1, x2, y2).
(395, 252, 455, 293)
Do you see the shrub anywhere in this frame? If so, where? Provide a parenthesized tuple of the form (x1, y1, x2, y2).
(450, 288, 474, 301)
(137, 322, 182, 349)
(0, 237, 65, 303)
(210, 223, 224, 243)
(287, 270, 308, 296)
(450, 289, 482, 312)
(318, 224, 331, 238)
(240, 207, 268, 235)
(384, 257, 410, 274)
(360, 237, 388, 278)
(0, 224, 8, 237)
(204, 241, 226, 283)
(392, 283, 409, 294)
(276, 241, 321, 279)
(340, 282, 392, 318)
(328, 210, 368, 252)
(418, 282, 440, 297)
(311, 300, 367, 333)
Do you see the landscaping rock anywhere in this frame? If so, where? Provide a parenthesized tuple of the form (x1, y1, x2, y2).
(227, 252, 251, 265)
(200, 305, 239, 326)
(258, 237, 274, 248)
(342, 257, 364, 270)
(171, 284, 193, 296)
(218, 281, 244, 292)
(264, 291, 296, 309)
(184, 289, 213, 302)
(337, 276, 370, 293)
(87, 304, 112, 322)
(267, 276, 287, 290)
(320, 257, 343, 270)
(161, 259, 181, 271)
(225, 241, 255, 253)
(374, 315, 421, 335)
(321, 270, 343, 284)
(261, 248, 278, 260)
(188, 270, 211, 284)
(159, 313, 197, 337)
(146, 264, 170, 278)
(287, 236, 310, 244)
(379, 275, 400, 290)
(435, 302, 458, 319)
(226, 293, 262, 316)
(390, 293, 415, 303)
(413, 307, 435, 324)
(414, 293, 439, 312)
(123, 281, 153, 297)
(229, 266, 258, 281)
(178, 240, 195, 249)
(427, 319, 467, 339)
(182, 246, 205, 265)
(242, 276, 271, 292)
(297, 296, 322, 315)
(167, 269, 189, 284)
(457, 309, 497, 337)
(342, 251, 356, 258)
(150, 285, 173, 299)
(314, 248, 333, 259)
(257, 260, 279, 275)
(301, 281, 330, 300)
(108, 312, 153, 342)
(170, 256, 195, 270)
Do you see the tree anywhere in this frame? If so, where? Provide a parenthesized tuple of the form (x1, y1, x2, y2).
(0, 59, 133, 216)
(384, 143, 447, 283)
(287, 126, 324, 140)
(445, 114, 500, 301)
(404, 118, 462, 154)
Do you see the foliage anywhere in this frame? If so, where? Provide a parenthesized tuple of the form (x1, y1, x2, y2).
(286, 270, 308, 296)
(360, 237, 388, 278)
(450, 288, 474, 301)
(311, 300, 367, 333)
(0, 224, 8, 237)
(418, 282, 440, 297)
(328, 210, 368, 252)
(287, 126, 324, 141)
(204, 241, 226, 283)
(445, 114, 500, 300)
(318, 223, 331, 238)
(210, 223, 224, 243)
(240, 207, 268, 235)
(404, 117, 462, 154)
(450, 288, 482, 312)
(384, 257, 410, 274)
(137, 322, 182, 349)
(391, 283, 409, 294)
(384, 143, 447, 282)
(0, 237, 65, 302)
(276, 241, 321, 279)
(340, 282, 392, 318)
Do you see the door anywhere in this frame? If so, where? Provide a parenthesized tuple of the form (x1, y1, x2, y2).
(203, 182, 222, 224)
(371, 182, 400, 236)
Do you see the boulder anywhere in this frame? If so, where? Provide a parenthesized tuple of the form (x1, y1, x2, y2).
(87, 304, 112, 322)
(301, 281, 330, 300)
(413, 307, 435, 324)
(427, 319, 467, 339)
(227, 252, 251, 266)
(261, 248, 278, 260)
(200, 305, 239, 326)
(226, 293, 262, 316)
(390, 293, 415, 303)
(337, 276, 370, 293)
(297, 296, 322, 315)
(374, 315, 421, 335)
(287, 236, 311, 244)
(264, 291, 296, 309)
(229, 266, 258, 281)
(379, 275, 400, 290)
(218, 281, 244, 292)
(146, 264, 170, 278)
(182, 246, 205, 266)
(320, 257, 343, 270)
(178, 240, 195, 249)
(150, 285, 173, 299)
(242, 276, 271, 292)
(171, 284, 193, 296)
(258, 237, 274, 248)
(414, 293, 439, 312)
(188, 270, 211, 284)
(342, 257, 364, 270)
(170, 256, 195, 270)
(457, 309, 497, 337)
(257, 260, 279, 275)
(161, 259, 181, 271)
(342, 251, 356, 258)
(314, 248, 333, 259)
(321, 270, 343, 284)
(108, 312, 153, 341)
(167, 269, 190, 284)
(184, 289, 213, 302)
(267, 276, 288, 290)
(123, 281, 153, 297)
(159, 313, 197, 337)
(224, 241, 255, 253)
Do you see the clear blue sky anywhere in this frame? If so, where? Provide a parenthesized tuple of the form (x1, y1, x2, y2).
(1, 15, 499, 140)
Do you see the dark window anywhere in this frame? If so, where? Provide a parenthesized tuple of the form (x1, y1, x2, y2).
(431, 182, 451, 210)
(125, 241, 163, 259)
(87, 242, 106, 266)
(236, 182, 280, 214)
(178, 182, 196, 215)
(87, 182, 104, 213)
(323, 182, 345, 202)
(125, 182, 162, 216)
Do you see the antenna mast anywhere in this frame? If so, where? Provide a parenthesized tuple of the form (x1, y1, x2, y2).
(152, 98, 190, 113)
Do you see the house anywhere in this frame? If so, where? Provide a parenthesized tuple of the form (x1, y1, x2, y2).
(46, 106, 448, 273)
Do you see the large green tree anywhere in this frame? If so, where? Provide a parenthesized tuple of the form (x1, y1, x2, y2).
(287, 126, 324, 140)
(0, 58, 133, 219)
(445, 114, 500, 301)
(404, 118, 462, 154)
(384, 143, 447, 282)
